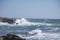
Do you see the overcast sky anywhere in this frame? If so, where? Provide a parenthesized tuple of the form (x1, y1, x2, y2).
(0, 0, 60, 19)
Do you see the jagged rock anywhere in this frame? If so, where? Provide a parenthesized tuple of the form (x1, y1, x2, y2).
(0, 17, 16, 24)
(0, 34, 26, 40)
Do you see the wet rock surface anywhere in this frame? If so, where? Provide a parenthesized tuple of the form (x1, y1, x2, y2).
(0, 34, 26, 40)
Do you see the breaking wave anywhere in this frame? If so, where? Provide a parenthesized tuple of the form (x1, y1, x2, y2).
(0, 18, 60, 26)
(0, 18, 60, 40)
(17, 29, 60, 40)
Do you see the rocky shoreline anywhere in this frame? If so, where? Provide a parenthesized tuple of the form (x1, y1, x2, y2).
(0, 34, 26, 40)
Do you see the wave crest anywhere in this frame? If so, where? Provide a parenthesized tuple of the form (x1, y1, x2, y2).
(0, 18, 59, 26)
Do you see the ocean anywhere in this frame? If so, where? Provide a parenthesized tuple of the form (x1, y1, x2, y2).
(0, 18, 60, 40)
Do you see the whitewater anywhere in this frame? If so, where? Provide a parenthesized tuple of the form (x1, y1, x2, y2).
(0, 18, 59, 26)
(0, 18, 60, 40)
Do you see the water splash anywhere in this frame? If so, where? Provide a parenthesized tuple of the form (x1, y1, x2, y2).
(0, 18, 59, 26)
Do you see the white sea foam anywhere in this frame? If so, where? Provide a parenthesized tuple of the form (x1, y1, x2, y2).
(14, 18, 53, 26)
(17, 29, 42, 39)
(17, 29, 60, 40)
(0, 18, 58, 26)
(0, 22, 9, 25)
(49, 27, 60, 31)
(14, 18, 32, 26)
(28, 29, 42, 34)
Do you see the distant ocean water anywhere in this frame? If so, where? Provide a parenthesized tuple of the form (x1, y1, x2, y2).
(0, 18, 60, 40)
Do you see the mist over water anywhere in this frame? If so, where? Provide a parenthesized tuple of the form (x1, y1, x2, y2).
(0, 18, 60, 40)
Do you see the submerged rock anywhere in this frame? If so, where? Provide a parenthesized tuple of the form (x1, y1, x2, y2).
(0, 34, 26, 40)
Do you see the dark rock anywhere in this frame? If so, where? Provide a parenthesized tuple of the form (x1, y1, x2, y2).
(0, 17, 16, 24)
(0, 34, 26, 40)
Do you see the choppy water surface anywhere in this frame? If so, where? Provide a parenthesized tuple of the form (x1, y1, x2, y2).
(0, 18, 60, 40)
